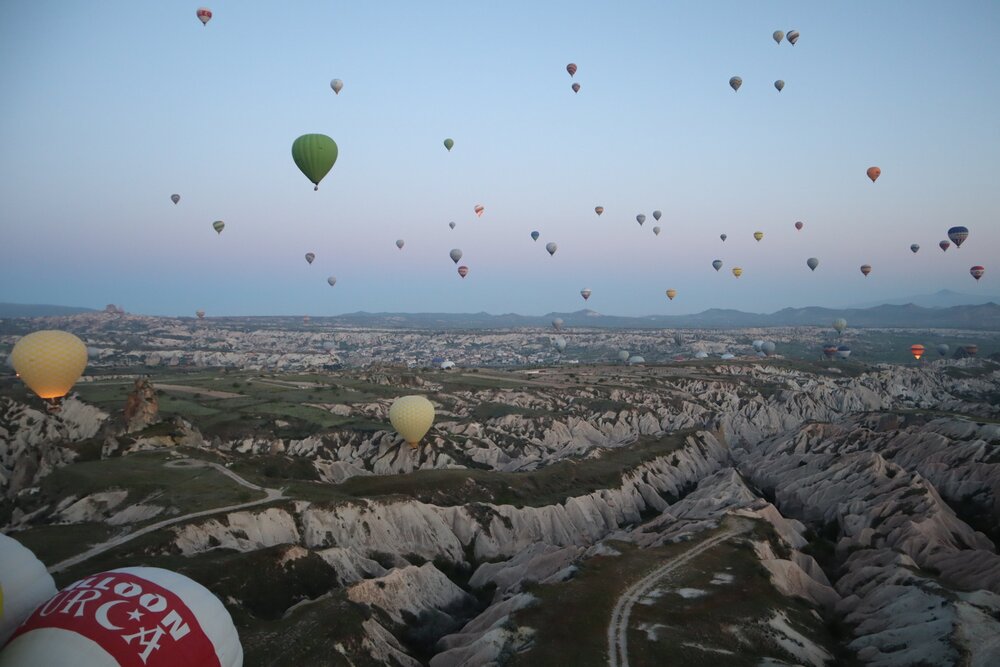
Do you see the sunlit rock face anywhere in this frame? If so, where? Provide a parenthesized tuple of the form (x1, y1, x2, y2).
(123, 376, 159, 432)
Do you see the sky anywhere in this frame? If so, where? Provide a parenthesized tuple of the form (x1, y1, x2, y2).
(1, 1, 998, 317)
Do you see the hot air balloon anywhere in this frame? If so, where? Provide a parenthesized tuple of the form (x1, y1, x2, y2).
(653, 226, 661, 236)
(531, 231, 540, 241)
(773, 30, 784, 44)
(0, 567, 242, 667)
(546, 242, 557, 256)
(970, 265, 985, 281)
(836, 345, 851, 359)
(652, 210, 662, 221)
(617, 350, 630, 362)
(196, 7, 212, 25)
(580, 288, 592, 301)
(552, 318, 564, 331)
(787, 30, 800, 45)
(761, 341, 776, 356)
(292, 134, 338, 190)
(795, 221, 803, 230)
(860, 264, 872, 277)
(774, 80, 785, 92)
(388, 395, 434, 448)
(947, 226, 969, 247)
(732, 267, 743, 278)
(196, 310, 205, 319)
(729, 76, 742, 92)
(665, 289, 677, 301)
(910, 244, 920, 254)
(457, 266, 469, 279)
(807, 257, 819, 271)
(636, 214, 645, 226)
(553, 337, 567, 353)
(720, 234, 727, 242)
(213, 220, 224, 234)
(566, 63, 577, 77)
(0, 534, 56, 646)
(305, 252, 316, 264)
(754, 231, 764, 242)
(396, 239, 405, 249)
(937, 344, 950, 357)
(449, 221, 456, 230)
(327, 276, 337, 286)
(10, 331, 87, 403)
(595, 206, 604, 216)
(939, 240, 951, 252)
(963, 344, 978, 357)
(170, 194, 180, 205)
(910, 344, 925, 360)
(712, 260, 723, 271)
(752, 340, 765, 352)
(449, 249, 463, 263)
(572, 83, 581, 93)
(330, 79, 343, 94)
(833, 318, 847, 335)
(867, 166, 881, 183)
(474, 204, 484, 217)
(823, 345, 838, 359)
(443, 138, 454, 151)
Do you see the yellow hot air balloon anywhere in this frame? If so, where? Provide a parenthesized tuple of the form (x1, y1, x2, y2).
(753, 231, 764, 242)
(732, 267, 743, 277)
(665, 289, 677, 301)
(389, 395, 435, 449)
(10, 331, 88, 402)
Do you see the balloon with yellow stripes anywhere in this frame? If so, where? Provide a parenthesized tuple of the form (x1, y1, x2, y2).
(10, 330, 88, 401)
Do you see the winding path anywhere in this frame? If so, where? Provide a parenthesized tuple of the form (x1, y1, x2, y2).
(48, 459, 285, 575)
(607, 519, 751, 667)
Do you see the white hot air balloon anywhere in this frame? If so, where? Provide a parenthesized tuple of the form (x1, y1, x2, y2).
(330, 79, 344, 94)
(0, 534, 57, 645)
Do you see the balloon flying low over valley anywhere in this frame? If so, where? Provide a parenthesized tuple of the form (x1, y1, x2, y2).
(0, 2, 997, 316)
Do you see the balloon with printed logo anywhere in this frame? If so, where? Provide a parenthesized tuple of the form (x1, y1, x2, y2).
(0, 534, 56, 646)
(867, 166, 881, 182)
(580, 288, 592, 301)
(773, 30, 784, 44)
(330, 79, 343, 95)
(196, 8, 212, 25)
(10, 331, 87, 402)
(545, 242, 557, 256)
(0, 567, 242, 667)
(860, 264, 872, 277)
(530, 231, 540, 241)
(665, 289, 677, 301)
(970, 265, 985, 281)
(170, 194, 180, 205)
(566, 63, 577, 77)
(712, 260, 723, 272)
(947, 226, 969, 248)
(729, 76, 742, 92)
(212, 221, 224, 234)
(291, 134, 338, 190)
(457, 265, 469, 279)
(940, 240, 950, 252)
(807, 257, 819, 271)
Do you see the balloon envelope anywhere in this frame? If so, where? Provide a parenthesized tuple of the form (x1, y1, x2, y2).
(553, 337, 567, 353)
(213, 220, 224, 234)
(170, 194, 180, 204)
(327, 276, 337, 286)
(761, 341, 776, 355)
(753, 231, 764, 242)
(305, 252, 315, 264)
(910, 344, 925, 360)
(795, 221, 803, 230)
(545, 242, 557, 256)
(330, 79, 343, 94)
(457, 265, 469, 278)
(388, 395, 435, 447)
(10, 331, 87, 400)
(652, 226, 661, 236)
(732, 267, 743, 277)
(860, 264, 872, 277)
(636, 214, 645, 225)
(910, 244, 920, 254)
(196, 310, 205, 319)
(787, 30, 800, 44)
(571, 82, 580, 93)
(474, 204, 484, 217)
(196, 8, 212, 25)
(937, 344, 950, 356)
(652, 210, 662, 221)
(836, 345, 851, 359)
(833, 318, 847, 334)
(449, 249, 463, 263)
(729, 76, 742, 92)
(947, 226, 969, 247)
(665, 289, 677, 301)
(443, 138, 454, 151)
(594, 206, 604, 216)
(531, 231, 540, 241)
(720, 234, 727, 242)
(580, 288, 592, 301)
(0, 534, 57, 645)
(939, 240, 951, 251)
(867, 166, 881, 182)
(552, 318, 564, 331)
(970, 265, 985, 281)
(566, 63, 577, 77)
(773, 30, 784, 44)
(449, 221, 456, 229)
(712, 260, 723, 271)
(292, 134, 338, 190)
(396, 239, 405, 249)
(807, 257, 819, 271)
(617, 350, 630, 362)
(774, 80, 784, 92)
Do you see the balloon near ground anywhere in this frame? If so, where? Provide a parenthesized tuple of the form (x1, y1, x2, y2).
(938, 344, 950, 357)
(552, 318, 563, 331)
(0, 534, 56, 646)
(196, 310, 205, 319)
(389, 395, 435, 448)
(10, 330, 88, 401)
(292, 134, 338, 190)
(867, 166, 881, 182)
(910, 344, 925, 360)
(833, 318, 847, 334)
(0, 567, 243, 667)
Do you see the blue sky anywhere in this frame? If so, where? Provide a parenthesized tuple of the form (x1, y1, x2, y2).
(1, 1, 997, 316)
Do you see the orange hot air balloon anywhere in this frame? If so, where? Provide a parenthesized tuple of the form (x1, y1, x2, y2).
(457, 265, 469, 278)
(595, 206, 604, 216)
(910, 344, 925, 360)
(860, 264, 872, 277)
(566, 63, 577, 77)
(867, 166, 881, 182)
(665, 289, 677, 301)
(474, 204, 484, 217)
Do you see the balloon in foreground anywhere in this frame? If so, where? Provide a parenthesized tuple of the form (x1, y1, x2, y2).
(388, 395, 435, 448)
(457, 265, 469, 279)
(552, 318, 564, 331)
(720, 234, 727, 242)
(833, 318, 847, 334)
(213, 220, 224, 234)
(571, 82, 580, 93)
(196, 310, 205, 319)
(545, 242, 557, 256)
(305, 252, 315, 264)
(665, 289, 677, 301)
(396, 239, 405, 249)
(732, 267, 743, 278)
(940, 240, 951, 252)
(970, 265, 985, 281)
(753, 231, 764, 242)
(910, 344, 925, 360)
(937, 344, 950, 357)
(594, 206, 604, 216)
(773, 30, 784, 44)
(327, 276, 337, 286)
(807, 257, 819, 271)
(449, 249, 463, 263)
(330, 79, 343, 94)
(0, 534, 56, 646)
(652, 210, 662, 221)
(196, 7, 212, 25)
(0, 567, 243, 667)
(795, 221, 803, 230)
(530, 231, 540, 241)
(566, 63, 577, 77)
(867, 166, 881, 182)
(712, 260, 723, 271)
(10, 331, 87, 401)
(787, 30, 800, 45)
(652, 226, 661, 236)
(729, 76, 742, 92)
(910, 244, 920, 254)
(618, 350, 630, 362)
(449, 221, 456, 230)
(170, 194, 180, 205)
(947, 226, 969, 247)
(860, 264, 872, 277)
(292, 134, 338, 190)
(774, 80, 785, 92)
(636, 214, 645, 226)
(474, 204, 484, 217)
(580, 288, 592, 301)
(443, 138, 454, 151)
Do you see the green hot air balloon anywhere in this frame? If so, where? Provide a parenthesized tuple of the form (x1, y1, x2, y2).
(292, 134, 338, 190)
(444, 138, 454, 151)
(213, 220, 225, 234)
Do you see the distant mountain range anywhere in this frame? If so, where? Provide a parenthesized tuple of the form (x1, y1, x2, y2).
(846, 289, 1000, 309)
(3, 300, 999, 330)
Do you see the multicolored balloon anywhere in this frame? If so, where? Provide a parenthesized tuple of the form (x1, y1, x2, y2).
(474, 204, 484, 217)
(457, 265, 469, 279)
(970, 265, 985, 281)
(947, 226, 969, 247)
(580, 288, 592, 301)
(566, 63, 577, 77)
(196, 310, 205, 319)
(292, 134, 338, 190)
(665, 289, 677, 301)
(729, 76, 742, 92)
(212, 220, 224, 234)
(572, 83, 580, 93)
(732, 267, 743, 277)
(595, 206, 604, 216)
(867, 166, 881, 183)
(754, 231, 764, 242)
(963, 344, 978, 357)
(0, 534, 56, 646)
(196, 7, 212, 25)
(940, 240, 951, 252)
(787, 30, 800, 45)
(860, 264, 872, 277)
